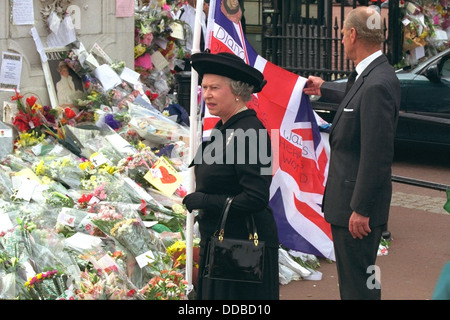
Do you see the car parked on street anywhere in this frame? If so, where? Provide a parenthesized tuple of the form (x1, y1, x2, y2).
(311, 47, 450, 146)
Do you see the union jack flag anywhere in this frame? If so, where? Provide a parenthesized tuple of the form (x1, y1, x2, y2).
(202, 0, 334, 260)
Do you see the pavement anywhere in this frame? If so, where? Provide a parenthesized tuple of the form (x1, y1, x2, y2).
(279, 186, 450, 300)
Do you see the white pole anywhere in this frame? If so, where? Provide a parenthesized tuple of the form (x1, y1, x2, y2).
(185, 0, 204, 294)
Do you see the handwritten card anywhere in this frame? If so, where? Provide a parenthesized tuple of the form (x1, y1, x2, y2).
(150, 51, 169, 71)
(170, 22, 185, 40)
(12, 0, 34, 25)
(94, 64, 122, 91)
(144, 157, 183, 196)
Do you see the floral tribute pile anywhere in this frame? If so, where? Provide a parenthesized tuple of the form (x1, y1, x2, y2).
(0, 86, 195, 299)
(0, 1, 202, 300)
(399, 0, 449, 67)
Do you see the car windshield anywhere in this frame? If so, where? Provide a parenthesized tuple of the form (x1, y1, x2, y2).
(410, 48, 450, 74)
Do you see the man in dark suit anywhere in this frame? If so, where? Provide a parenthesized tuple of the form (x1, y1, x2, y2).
(303, 6, 400, 299)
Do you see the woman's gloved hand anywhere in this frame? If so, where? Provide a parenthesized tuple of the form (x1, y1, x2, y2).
(182, 192, 208, 212)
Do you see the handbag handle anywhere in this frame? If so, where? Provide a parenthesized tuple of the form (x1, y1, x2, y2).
(215, 197, 259, 246)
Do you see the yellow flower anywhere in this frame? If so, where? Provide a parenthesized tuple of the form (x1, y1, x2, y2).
(176, 253, 186, 264)
(60, 158, 70, 167)
(172, 204, 185, 214)
(137, 141, 146, 150)
(111, 219, 137, 236)
(88, 91, 99, 100)
(35, 160, 45, 176)
(420, 30, 429, 39)
(105, 164, 117, 174)
(15, 132, 45, 148)
(134, 44, 146, 59)
(31, 103, 42, 112)
(79, 161, 92, 171)
(166, 240, 184, 256)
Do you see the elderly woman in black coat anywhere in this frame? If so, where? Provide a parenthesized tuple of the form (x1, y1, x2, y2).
(183, 51, 279, 300)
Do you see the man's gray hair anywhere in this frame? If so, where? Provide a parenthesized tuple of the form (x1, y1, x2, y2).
(344, 6, 384, 44)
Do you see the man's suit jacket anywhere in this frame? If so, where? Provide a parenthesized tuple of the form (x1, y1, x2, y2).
(320, 55, 401, 228)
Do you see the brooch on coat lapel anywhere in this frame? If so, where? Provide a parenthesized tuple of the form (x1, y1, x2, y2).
(226, 131, 234, 147)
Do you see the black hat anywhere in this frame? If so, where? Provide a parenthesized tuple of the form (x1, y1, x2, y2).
(190, 51, 266, 93)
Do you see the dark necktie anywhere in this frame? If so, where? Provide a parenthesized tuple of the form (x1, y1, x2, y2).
(345, 70, 358, 95)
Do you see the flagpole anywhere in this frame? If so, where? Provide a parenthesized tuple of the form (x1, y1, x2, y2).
(186, 0, 204, 294)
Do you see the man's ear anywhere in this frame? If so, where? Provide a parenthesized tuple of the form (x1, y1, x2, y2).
(350, 27, 358, 43)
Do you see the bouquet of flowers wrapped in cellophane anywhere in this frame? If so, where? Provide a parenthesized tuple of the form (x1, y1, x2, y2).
(91, 202, 166, 289)
(22, 269, 71, 300)
(73, 245, 145, 300)
(139, 253, 189, 300)
(0, 163, 15, 202)
(0, 244, 29, 299)
(24, 224, 81, 300)
(114, 147, 188, 232)
(126, 102, 190, 146)
(0, 151, 29, 169)
(32, 152, 84, 190)
(1, 216, 77, 299)
(115, 145, 158, 190)
(0, 211, 35, 300)
(78, 153, 118, 191)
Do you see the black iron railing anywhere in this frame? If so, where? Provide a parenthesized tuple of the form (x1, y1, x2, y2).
(261, 0, 403, 81)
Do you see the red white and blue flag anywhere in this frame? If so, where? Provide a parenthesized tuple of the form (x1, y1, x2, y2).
(202, 0, 334, 260)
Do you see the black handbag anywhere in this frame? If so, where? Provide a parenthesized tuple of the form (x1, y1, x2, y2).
(204, 197, 265, 283)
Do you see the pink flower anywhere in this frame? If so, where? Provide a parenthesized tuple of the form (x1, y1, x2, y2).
(140, 33, 153, 46)
(433, 15, 440, 25)
(176, 185, 187, 197)
(135, 53, 152, 70)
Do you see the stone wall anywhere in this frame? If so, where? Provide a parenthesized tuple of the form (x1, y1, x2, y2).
(0, 0, 134, 113)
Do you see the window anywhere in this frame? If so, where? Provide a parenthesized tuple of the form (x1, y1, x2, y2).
(243, 0, 263, 33)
